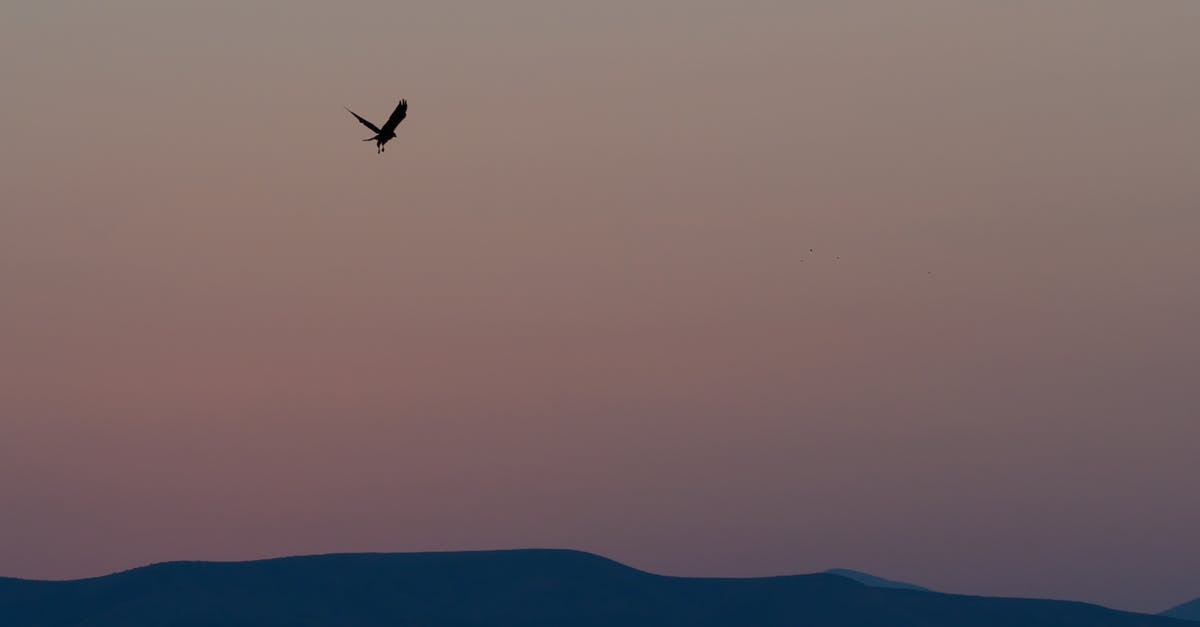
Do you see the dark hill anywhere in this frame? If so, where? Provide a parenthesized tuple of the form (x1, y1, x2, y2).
(822, 568, 930, 592)
(1163, 598, 1200, 621)
(0, 549, 1189, 627)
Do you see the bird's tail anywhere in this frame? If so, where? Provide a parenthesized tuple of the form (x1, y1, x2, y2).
(363, 137, 377, 142)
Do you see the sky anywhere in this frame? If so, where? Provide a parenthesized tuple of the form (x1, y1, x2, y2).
(1, 0, 1198, 614)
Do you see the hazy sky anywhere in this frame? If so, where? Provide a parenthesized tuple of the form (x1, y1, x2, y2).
(2, 0, 1198, 614)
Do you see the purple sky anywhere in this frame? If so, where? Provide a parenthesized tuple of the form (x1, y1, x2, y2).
(1, 1, 1198, 613)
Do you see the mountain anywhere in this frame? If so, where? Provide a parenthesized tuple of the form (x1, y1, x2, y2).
(0, 549, 1190, 627)
(823, 568, 930, 592)
(1163, 598, 1200, 621)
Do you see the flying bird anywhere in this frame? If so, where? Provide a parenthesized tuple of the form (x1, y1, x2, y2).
(346, 99, 407, 154)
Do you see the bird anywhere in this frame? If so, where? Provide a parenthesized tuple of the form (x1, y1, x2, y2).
(346, 99, 407, 154)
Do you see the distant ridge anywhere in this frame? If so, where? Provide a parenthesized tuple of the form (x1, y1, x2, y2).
(823, 568, 931, 592)
(0, 549, 1190, 627)
(1163, 598, 1200, 621)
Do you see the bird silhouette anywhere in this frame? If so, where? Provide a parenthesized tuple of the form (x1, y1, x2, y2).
(346, 99, 407, 154)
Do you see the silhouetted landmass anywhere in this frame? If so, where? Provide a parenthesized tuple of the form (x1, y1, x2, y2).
(0, 549, 1191, 626)
(822, 568, 931, 592)
(1163, 598, 1200, 621)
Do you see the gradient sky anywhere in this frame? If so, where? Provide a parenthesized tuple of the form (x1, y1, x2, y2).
(2, 0, 1198, 614)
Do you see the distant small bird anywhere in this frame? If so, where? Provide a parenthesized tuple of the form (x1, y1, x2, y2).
(346, 99, 408, 154)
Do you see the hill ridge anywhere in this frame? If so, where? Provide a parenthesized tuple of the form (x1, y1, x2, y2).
(0, 549, 1190, 627)
(1162, 597, 1200, 621)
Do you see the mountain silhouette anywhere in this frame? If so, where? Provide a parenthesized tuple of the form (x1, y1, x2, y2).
(1163, 598, 1200, 621)
(822, 568, 931, 592)
(0, 549, 1191, 627)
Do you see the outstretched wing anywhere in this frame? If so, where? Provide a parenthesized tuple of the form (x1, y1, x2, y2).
(346, 107, 381, 134)
(380, 99, 407, 134)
